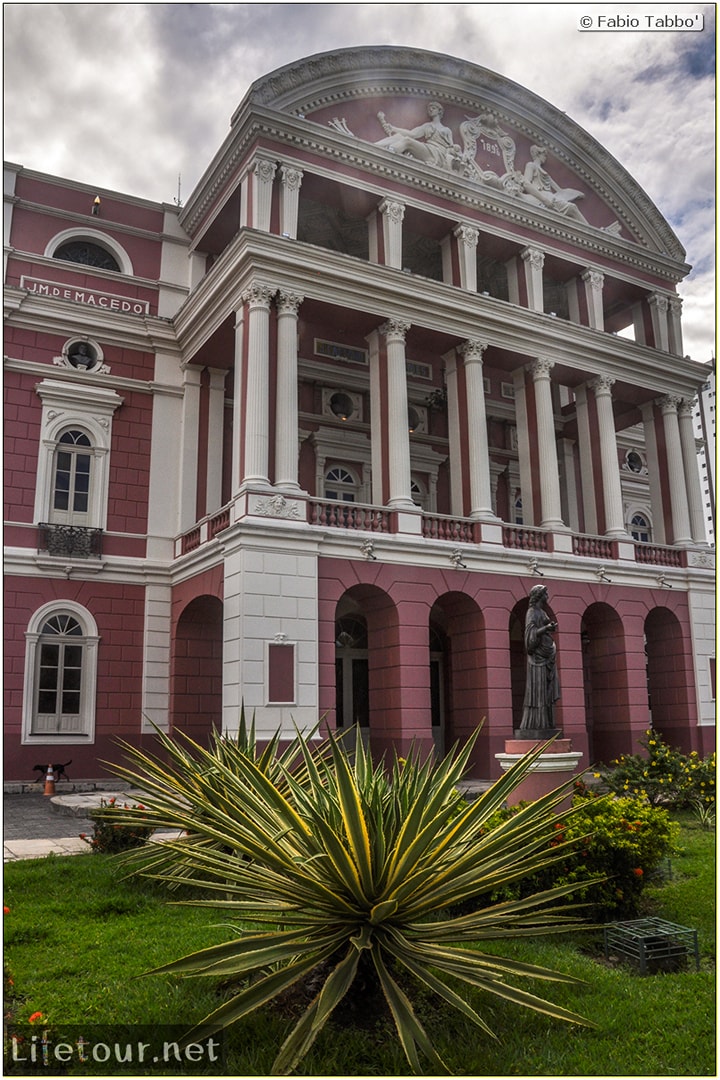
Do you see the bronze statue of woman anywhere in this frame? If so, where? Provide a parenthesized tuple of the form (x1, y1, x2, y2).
(520, 584, 560, 732)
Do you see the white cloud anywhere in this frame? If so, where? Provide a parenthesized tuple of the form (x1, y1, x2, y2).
(4, 2, 715, 359)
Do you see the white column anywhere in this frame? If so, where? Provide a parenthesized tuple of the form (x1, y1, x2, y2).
(559, 437, 580, 532)
(530, 358, 565, 529)
(581, 268, 605, 330)
(460, 340, 498, 520)
(178, 365, 202, 531)
(678, 397, 707, 543)
(640, 401, 666, 545)
(380, 319, 414, 508)
(453, 223, 479, 291)
(231, 308, 245, 493)
(242, 282, 275, 487)
(512, 369, 534, 526)
(445, 351, 463, 516)
(521, 247, 545, 311)
(574, 385, 597, 535)
(648, 293, 670, 352)
(658, 394, 693, 545)
(589, 375, 628, 537)
(275, 289, 304, 490)
(667, 296, 684, 357)
(205, 368, 227, 514)
(378, 199, 405, 269)
(250, 158, 277, 231)
(279, 165, 303, 238)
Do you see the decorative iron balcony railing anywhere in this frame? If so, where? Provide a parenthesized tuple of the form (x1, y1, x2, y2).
(38, 523, 103, 559)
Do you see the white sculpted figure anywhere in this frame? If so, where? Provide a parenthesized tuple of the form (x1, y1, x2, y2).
(375, 101, 465, 172)
(519, 145, 587, 223)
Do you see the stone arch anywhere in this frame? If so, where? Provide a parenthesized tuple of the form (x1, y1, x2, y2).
(645, 606, 696, 753)
(430, 592, 486, 773)
(333, 583, 400, 759)
(580, 602, 629, 764)
(170, 595, 223, 746)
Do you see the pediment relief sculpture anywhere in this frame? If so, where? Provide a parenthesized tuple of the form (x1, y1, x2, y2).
(329, 101, 621, 235)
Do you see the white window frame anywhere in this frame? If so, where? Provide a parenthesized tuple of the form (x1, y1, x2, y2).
(45, 228, 134, 276)
(22, 601, 100, 745)
(34, 379, 123, 531)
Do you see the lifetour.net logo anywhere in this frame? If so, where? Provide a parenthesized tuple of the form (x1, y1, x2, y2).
(4, 1025, 225, 1076)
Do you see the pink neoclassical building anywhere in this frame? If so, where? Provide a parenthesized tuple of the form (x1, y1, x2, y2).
(3, 46, 715, 784)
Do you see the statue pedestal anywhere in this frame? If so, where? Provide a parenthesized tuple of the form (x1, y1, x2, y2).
(495, 736, 583, 808)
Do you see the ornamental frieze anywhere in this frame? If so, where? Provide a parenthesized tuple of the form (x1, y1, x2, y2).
(328, 101, 620, 234)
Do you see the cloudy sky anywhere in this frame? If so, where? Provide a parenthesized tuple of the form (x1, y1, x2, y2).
(4, 2, 715, 363)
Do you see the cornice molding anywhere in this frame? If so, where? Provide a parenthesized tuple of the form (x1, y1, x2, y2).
(173, 230, 703, 401)
(181, 111, 687, 285)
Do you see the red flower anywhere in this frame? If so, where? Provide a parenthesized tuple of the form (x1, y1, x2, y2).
(633, 867, 644, 877)
(28, 1012, 44, 1024)
(3, 906, 10, 915)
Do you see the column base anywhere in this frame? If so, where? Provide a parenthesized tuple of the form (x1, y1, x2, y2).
(495, 735, 583, 807)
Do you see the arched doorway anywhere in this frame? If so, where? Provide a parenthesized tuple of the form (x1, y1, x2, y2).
(430, 593, 485, 772)
(645, 606, 695, 752)
(580, 602, 629, 764)
(171, 595, 223, 746)
(335, 609, 369, 748)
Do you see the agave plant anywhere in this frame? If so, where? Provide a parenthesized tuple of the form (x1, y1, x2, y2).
(105, 722, 598, 1075)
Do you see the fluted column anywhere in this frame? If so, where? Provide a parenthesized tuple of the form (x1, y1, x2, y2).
(206, 368, 228, 514)
(531, 358, 565, 529)
(581, 268, 605, 330)
(648, 293, 670, 352)
(250, 159, 277, 231)
(279, 165, 303, 238)
(453, 223, 479, 291)
(275, 289, 304, 490)
(242, 282, 274, 487)
(521, 247, 545, 311)
(678, 397, 707, 543)
(589, 375, 628, 537)
(658, 394, 693, 544)
(380, 319, 414, 508)
(667, 296, 684, 357)
(379, 199, 405, 269)
(460, 340, 498, 520)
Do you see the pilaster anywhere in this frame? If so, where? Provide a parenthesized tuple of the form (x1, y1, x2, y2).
(279, 165, 303, 239)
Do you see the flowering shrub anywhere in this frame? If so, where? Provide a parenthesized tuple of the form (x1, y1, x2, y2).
(476, 787, 679, 920)
(80, 797, 153, 854)
(596, 730, 716, 812)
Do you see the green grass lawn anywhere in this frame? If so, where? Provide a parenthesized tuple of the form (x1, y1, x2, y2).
(4, 814, 715, 1076)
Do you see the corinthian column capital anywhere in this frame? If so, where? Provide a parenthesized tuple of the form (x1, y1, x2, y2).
(276, 289, 304, 316)
(530, 356, 554, 381)
(459, 339, 489, 364)
(378, 198, 405, 224)
(242, 281, 275, 308)
(379, 318, 411, 343)
(589, 374, 615, 396)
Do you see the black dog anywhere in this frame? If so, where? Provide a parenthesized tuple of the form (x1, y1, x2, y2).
(32, 761, 72, 782)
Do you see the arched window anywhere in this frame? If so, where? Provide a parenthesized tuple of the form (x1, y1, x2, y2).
(514, 495, 524, 525)
(45, 229, 133, 275)
(53, 240, 121, 272)
(630, 512, 652, 543)
(52, 430, 93, 524)
(23, 603, 99, 742)
(325, 465, 358, 502)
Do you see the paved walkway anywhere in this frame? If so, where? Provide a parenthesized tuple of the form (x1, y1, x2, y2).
(3, 790, 168, 861)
